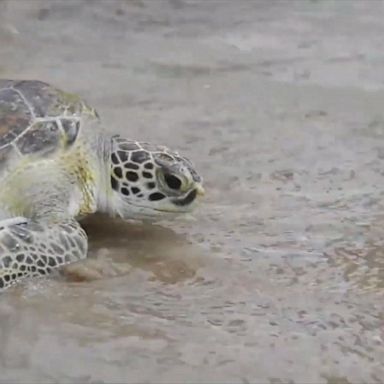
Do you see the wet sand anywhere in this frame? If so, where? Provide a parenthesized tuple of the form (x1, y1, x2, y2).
(0, 1, 383, 383)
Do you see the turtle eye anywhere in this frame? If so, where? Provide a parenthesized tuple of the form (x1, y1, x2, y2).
(164, 173, 182, 190)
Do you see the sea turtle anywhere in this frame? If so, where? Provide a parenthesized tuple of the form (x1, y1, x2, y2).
(0, 79, 204, 291)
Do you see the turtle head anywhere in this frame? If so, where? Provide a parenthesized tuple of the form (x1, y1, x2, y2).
(108, 136, 204, 221)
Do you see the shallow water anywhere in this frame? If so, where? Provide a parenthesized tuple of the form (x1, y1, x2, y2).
(0, 1, 384, 383)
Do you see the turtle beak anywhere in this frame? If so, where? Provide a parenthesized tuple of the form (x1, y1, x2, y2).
(195, 183, 205, 197)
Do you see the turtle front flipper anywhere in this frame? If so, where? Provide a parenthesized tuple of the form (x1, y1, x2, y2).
(0, 218, 87, 291)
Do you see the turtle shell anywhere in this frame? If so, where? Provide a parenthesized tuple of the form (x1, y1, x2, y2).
(0, 79, 98, 156)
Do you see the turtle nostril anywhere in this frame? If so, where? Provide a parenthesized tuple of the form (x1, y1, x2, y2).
(164, 173, 182, 190)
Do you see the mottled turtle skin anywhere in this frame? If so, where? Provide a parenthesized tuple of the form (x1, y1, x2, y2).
(0, 80, 204, 291)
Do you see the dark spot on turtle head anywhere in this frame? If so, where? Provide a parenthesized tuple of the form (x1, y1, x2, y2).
(144, 162, 154, 170)
(131, 150, 150, 164)
(125, 162, 139, 170)
(111, 153, 119, 165)
(114, 166, 123, 179)
(117, 150, 128, 162)
(119, 142, 139, 151)
(121, 187, 130, 196)
(126, 171, 138, 182)
(149, 192, 166, 201)
(111, 176, 119, 191)
(142, 171, 153, 179)
(146, 182, 155, 189)
(4, 274, 10, 282)
(131, 187, 140, 195)
(0, 279, 4, 289)
(155, 152, 174, 165)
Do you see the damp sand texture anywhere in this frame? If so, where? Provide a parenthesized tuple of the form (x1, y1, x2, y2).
(0, 1, 383, 383)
